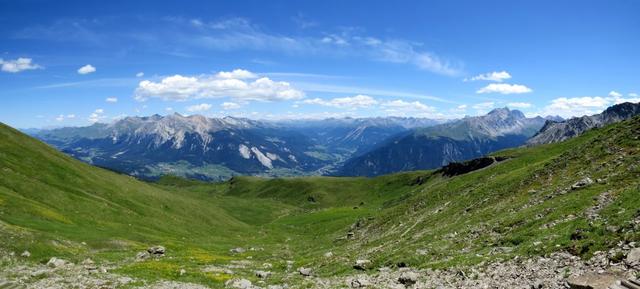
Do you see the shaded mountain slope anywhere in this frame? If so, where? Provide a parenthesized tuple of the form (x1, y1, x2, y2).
(338, 108, 547, 176)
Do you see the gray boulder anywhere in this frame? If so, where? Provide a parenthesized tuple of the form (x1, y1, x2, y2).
(46, 257, 67, 268)
(298, 267, 312, 277)
(230, 247, 246, 254)
(353, 259, 371, 270)
(626, 248, 640, 266)
(147, 245, 166, 255)
(255, 270, 271, 278)
(398, 271, 418, 286)
(225, 278, 253, 289)
(571, 177, 594, 190)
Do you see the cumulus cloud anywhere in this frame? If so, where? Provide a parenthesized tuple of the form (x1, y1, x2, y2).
(186, 103, 212, 112)
(466, 71, 511, 82)
(165, 107, 173, 112)
(216, 69, 257, 79)
(302, 95, 378, 109)
(0, 57, 42, 73)
(629, 92, 638, 97)
(136, 72, 144, 77)
(610, 95, 640, 105)
(538, 94, 640, 118)
(476, 83, 532, 94)
(608, 91, 622, 97)
(221, 102, 242, 110)
(538, 97, 609, 118)
(134, 69, 304, 102)
(77, 64, 96, 74)
(88, 108, 105, 123)
(105, 97, 118, 103)
(507, 102, 532, 108)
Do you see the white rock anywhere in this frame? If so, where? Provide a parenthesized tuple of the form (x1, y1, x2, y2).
(46, 257, 67, 268)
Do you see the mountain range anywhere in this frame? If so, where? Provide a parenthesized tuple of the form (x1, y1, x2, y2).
(33, 103, 640, 180)
(527, 101, 640, 145)
(33, 114, 445, 180)
(337, 108, 550, 176)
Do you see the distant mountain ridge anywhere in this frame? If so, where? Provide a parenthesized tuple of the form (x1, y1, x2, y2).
(527, 102, 640, 146)
(34, 114, 443, 180)
(337, 108, 549, 176)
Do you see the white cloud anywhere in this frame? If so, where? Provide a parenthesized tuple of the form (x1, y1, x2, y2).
(466, 71, 511, 82)
(88, 108, 105, 123)
(186, 103, 212, 112)
(302, 95, 378, 110)
(608, 91, 622, 97)
(629, 92, 638, 97)
(539, 97, 609, 118)
(0, 57, 42, 73)
(610, 96, 640, 105)
(134, 69, 304, 102)
(365, 39, 461, 76)
(187, 18, 461, 76)
(67, 114, 76, 118)
(77, 64, 96, 74)
(136, 72, 144, 77)
(55, 115, 65, 122)
(165, 107, 173, 111)
(105, 97, 118, 103)
(221, 102, 242, 110)
(507, 102, 532, 108)
(476, 83, 532, 94)
(216, 69, 257, 79)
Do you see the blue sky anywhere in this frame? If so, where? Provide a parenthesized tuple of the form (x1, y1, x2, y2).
(1, 0, 639, 128)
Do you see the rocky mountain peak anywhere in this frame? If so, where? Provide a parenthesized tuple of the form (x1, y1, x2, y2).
(487, 107, 525, 120)
(527, 101, 640, 145)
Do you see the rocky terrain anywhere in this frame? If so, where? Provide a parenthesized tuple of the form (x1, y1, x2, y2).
(527, 102, 640, 146)
(2, 243, 640, 288)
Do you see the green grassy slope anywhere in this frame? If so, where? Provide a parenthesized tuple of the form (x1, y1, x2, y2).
(0, 117, 639, 287)
(341, 116, 640, 270)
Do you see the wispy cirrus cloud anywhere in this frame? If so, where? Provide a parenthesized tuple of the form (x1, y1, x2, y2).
(186, 18, 462, 75)
(14, 16, 463, 76)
